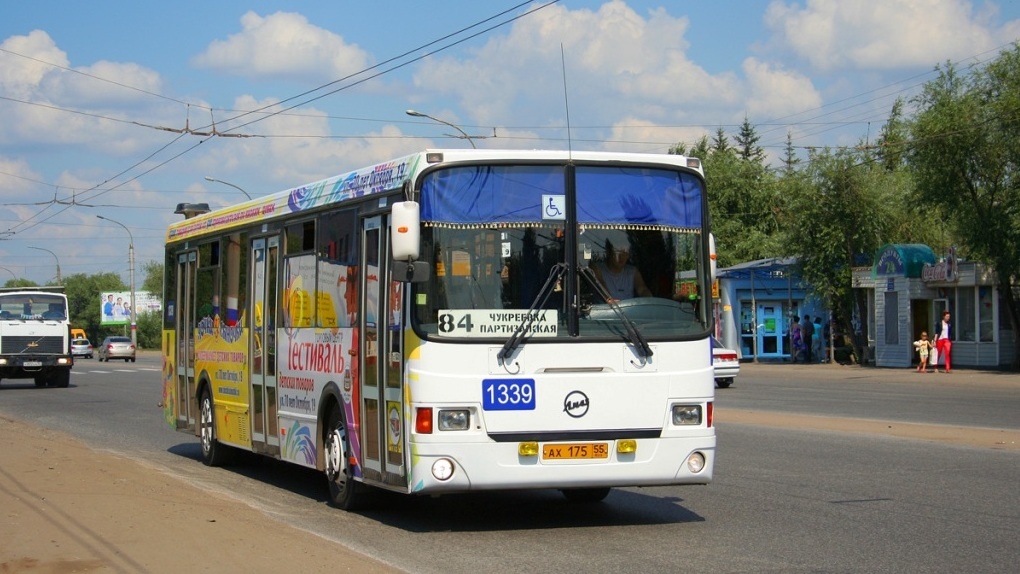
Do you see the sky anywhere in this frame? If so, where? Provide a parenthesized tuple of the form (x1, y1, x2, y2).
(1, 0, 1018, 286)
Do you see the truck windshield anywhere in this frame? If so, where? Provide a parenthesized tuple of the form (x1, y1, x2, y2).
(411, 162, 709, 342)
(0, 294, 67, 321)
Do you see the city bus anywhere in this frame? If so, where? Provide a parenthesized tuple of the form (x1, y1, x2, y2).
(162, 149, 716, 509)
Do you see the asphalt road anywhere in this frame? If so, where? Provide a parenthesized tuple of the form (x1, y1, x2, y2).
(1, 353, 1017, 573)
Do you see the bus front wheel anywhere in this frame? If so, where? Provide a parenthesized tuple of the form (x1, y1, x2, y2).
(325, 405, 363, 510)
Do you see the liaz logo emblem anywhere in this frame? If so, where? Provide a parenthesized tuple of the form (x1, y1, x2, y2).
(562, 390, 589, 418)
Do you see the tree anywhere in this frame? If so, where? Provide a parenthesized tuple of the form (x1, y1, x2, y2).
(62, 272, 126, 341)
(141, 260, 163, 295)
(711, 126, 731, 155)
(781, 130, 800, 175)
(908, 47, 1020, 369)
(734, 116, 766, 163)
(779, 147, 900, 364)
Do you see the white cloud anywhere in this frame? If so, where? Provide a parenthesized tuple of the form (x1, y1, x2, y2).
(412, 1, 742, 137)
(765, 0, 1020, 71)
(193, 11, 373, 83)
(742, 57, 822, 119)
(198, 95, 422, 187)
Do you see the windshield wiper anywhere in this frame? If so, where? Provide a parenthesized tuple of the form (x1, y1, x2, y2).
(578, 267, 653, 359)
(497, 263, 566, 363)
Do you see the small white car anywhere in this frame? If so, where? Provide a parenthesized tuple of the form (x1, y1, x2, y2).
(71, 338, 93, 359)
(712, 336, 740, 388)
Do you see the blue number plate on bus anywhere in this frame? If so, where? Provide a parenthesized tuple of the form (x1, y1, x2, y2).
(482, 379, 536, 411)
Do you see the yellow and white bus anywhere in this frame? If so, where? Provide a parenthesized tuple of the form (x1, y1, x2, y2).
(162, 149, 716, 509)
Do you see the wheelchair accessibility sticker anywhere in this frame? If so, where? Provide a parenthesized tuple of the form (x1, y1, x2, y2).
(542, 194, 566, 220)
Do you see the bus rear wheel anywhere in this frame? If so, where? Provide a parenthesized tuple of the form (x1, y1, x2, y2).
(199, 388, 231, 466)
(325, 405, 363, 510)
(560, 487, 611, 503)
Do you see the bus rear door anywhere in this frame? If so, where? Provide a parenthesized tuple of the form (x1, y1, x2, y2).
(249, 235, 281, 455)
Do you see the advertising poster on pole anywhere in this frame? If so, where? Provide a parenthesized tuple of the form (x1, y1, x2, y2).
(100, 291, 162, 325)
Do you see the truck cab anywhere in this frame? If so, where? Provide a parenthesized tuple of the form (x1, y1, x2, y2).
(0, 287, 74, 388)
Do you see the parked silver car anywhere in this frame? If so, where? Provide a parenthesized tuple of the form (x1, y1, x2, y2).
(98, 336, 135, 362)
(71, 338, 93, 359)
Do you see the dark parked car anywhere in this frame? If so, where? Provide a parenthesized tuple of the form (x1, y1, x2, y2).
(98, 336, 135, 362)
(71, 338, 93, 359)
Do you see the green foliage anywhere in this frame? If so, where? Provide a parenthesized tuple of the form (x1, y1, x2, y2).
(141, 260, 164, 296)
(909, 45, 1020, 367)
(2, 278, 38, 289)
(135, 310, 162, 349)
(63, 272, 126, 341)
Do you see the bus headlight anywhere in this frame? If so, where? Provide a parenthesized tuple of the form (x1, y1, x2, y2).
(438, 409, 470, 431)
(672, 404, 702, 425)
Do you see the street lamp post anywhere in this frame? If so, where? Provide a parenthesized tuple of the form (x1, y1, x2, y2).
(0, 265, 16, 285)
(204, 176, 252, 200)
(96, 215, 136, 347)
(405, 109, 478, 148)
(28, 246, 61, 285)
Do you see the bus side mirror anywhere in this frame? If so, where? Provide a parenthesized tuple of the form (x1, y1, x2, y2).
(391, 201, 420, 260)
(391, 201, 429, 282)
(709, 233, 717, 281)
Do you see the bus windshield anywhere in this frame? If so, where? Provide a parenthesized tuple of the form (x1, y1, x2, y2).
(412, 162, 709, 341)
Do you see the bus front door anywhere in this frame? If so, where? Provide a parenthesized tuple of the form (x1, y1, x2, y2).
(359, 214, 406, 488)
(175, 250, 198, 431)
(249, 236, 280, 455)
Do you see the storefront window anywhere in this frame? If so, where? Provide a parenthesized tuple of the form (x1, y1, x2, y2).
(957, 287, 975, 341)
(883, 291, 898, 344)
(978, 287, 994, 342)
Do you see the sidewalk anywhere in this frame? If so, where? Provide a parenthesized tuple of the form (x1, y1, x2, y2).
(0, 415, 399, 573)
(736, 359, 1020, 387)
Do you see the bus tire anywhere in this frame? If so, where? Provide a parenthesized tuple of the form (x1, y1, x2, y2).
(325, 405, 364, 510)
(199, 388, 230, 467)
(560, 487, 611, 503)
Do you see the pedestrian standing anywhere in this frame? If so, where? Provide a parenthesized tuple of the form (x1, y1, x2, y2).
(933, 310, 952, 373)
(802, 315, 815, 363)
(913, 331, 933, 372)
(790, 316, 803, 363)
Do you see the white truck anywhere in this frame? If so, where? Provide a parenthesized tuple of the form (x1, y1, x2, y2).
(0, 287, 73, 388)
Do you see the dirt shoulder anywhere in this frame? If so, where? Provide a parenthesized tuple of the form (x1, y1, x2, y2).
(0, 415, 400, 574)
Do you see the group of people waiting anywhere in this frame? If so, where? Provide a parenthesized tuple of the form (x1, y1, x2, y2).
(790, 314, 825, 363)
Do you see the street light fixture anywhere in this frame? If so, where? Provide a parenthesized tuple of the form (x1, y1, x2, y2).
(96, 215, 136, 347)
(405, 109, 478, 148)
(0, 265, 16, 283)
(204, 176, 252, 200)
(28, 246, 61, 285)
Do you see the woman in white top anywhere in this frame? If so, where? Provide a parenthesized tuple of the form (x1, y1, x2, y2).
(593, 240, 651, 303)
(933, 310, 952, 373)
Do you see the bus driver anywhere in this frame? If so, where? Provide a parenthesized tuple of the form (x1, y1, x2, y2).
(592, 239, 651, 303)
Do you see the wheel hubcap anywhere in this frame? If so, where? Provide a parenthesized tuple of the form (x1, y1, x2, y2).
(326, 427, 348, 485)
(201, 399, 213, 452)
